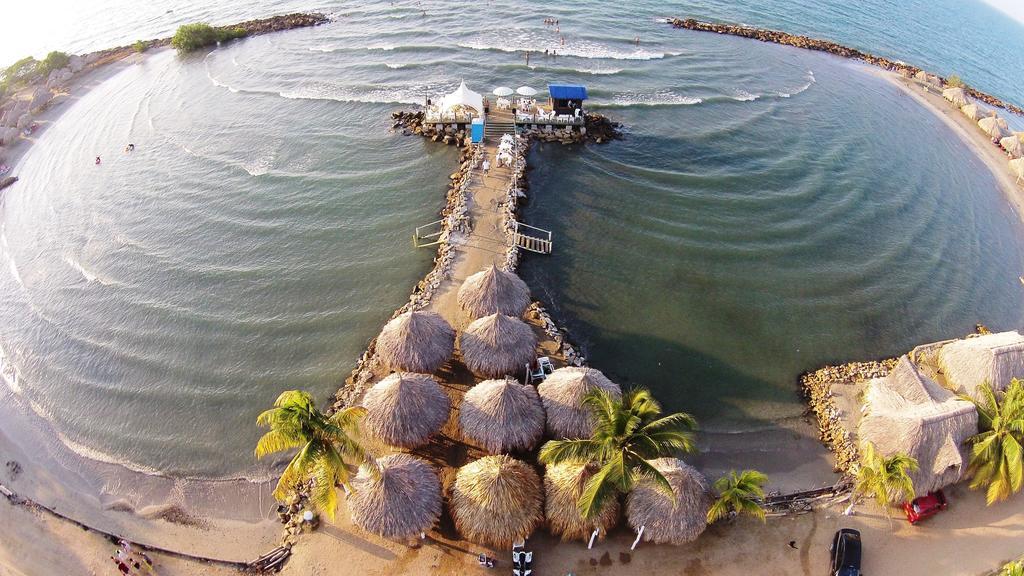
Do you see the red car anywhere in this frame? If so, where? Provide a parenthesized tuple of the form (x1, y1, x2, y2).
(902, 490, 947, 524)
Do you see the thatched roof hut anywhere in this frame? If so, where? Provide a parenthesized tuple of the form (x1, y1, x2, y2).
(858, 356, 978, 494)
(979, 115, 1009, 139)
(450, 455, 544, 548)
(544, 460, 619, 541)
(457, 265, 531, 319)
(459, 313, 538, 378)
(1001, 135, 1024, 159)
(625, 458, 712, 546)
(460, 377, 545, 453)
(938, 331, 1024, 399)
(376, 310, 454, 374)
(349, 454, 442, 540)
(961, 103, 985, 121)
(537, 367, 622, 439)
(1011, 157, 1024, 181)
(362, 373, 451, 449)
(942, 87, 968, 107)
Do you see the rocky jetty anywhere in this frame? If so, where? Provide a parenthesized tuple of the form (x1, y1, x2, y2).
(800, 358, 897, 473)
(392, 110, 472, 146)
(669, 17, 1024, 116)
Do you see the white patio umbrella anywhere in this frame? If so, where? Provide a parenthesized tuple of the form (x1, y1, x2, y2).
(493, 87, 514, 97)
(516, 86, 538, 96)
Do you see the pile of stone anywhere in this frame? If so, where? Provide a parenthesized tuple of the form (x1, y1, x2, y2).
(800, 358, 897, 473)
(499, 135, 530, 270)
(669, 18, 1024, 116)
(231, 12, 329, 36)
(526, 303, 586, 367)
(392, 110, 471, 146)
(275, 487, 318, 548)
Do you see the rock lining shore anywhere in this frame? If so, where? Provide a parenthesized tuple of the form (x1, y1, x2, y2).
(390, 110, 624, 147)
(800, 358, 897, 474)
(669, 18, 1024, 116)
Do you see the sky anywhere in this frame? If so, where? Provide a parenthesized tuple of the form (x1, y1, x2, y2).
(982, 0, 1024, 23)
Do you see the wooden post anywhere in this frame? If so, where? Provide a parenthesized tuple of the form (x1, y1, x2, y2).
(631, 526, 645, 550)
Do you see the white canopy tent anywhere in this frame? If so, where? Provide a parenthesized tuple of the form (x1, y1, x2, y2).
(440, 81, 484, 114)
(1000, 135, 1023, 159)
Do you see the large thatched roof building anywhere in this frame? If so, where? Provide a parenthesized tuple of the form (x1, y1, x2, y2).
(942, 87, 968, 107)
(457, 265, 531, 319)
(537, 367, 622, 439)
(348, 454, 442, 540)
(625, 458, 712, 546)
(450, 455, 544, 548)
(859, 356, 977, 494)
(362, 373, 451, 449)
(459, 313, 538, 378)
(938, 331, 1024, 399)
(375, 310, 455, 374)
(460, 377, 545, 453)
(544, 460, 619, 542)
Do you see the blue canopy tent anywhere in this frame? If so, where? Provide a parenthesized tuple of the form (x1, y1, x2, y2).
(548, 84, 587, 115)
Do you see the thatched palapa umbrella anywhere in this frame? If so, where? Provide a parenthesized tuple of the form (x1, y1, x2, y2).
(375, 310, 455, 374)
(349, 454, 442, 540)
(626, 458, 713, 546)
(961, 103, 985, 121)
(941, 87, 968, 107)
(544, 460, 619, 542)
(537, 367, 622, 439)
(979, 115, 1008, 139)
(457, 265, 531, 318)
(450, 455, 544, 548)
(1011, 158, 1024, 182)
(460, 377, 545, 453)
(1000, 135, 1024, 159)
(459, 313, 538, 377)
(362, 373, 451, 449)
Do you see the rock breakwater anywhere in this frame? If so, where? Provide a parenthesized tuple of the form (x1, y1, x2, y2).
(669, 17, 1024, 116)
(800, 358, 897, 473)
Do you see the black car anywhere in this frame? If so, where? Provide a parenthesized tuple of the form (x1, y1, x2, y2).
(829, 528, 862, 576)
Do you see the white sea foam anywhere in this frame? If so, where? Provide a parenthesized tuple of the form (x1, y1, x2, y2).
(384, 63, 407, 69)
(280, 82, 428, 105)
(600, 90, 703, 107)
(0, 342, 22, 395)
(732, 90, 759, 102)
(458, 35, 672, 61)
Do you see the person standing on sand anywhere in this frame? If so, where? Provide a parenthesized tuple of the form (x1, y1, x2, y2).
(482, 158, 490, 173)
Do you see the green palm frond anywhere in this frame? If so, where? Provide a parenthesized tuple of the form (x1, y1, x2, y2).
(539, 439, 603, 465)
(964, 380, 1024, 505)
(578, 458, 625, 520)
(255, 390, 372, 518)
(708, 469, 768, 523)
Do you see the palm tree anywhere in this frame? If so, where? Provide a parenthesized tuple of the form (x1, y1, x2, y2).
(845, 442, 917, 517)
(1001, 561, 1024, 576)
(707, 469, 769, 523)
(964, 379, 1024, 505)
(538, 387, 697, 521)
(255, 390, 373, 520)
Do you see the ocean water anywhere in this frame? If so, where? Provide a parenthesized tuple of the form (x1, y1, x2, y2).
(2, 0, 1024, 479)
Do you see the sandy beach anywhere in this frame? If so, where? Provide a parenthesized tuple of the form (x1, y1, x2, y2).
(873, 66, 1024, 218)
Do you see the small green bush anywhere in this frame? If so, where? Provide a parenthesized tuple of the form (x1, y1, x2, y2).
(133, 40, 149, 53)
(39, 51, 70, 75)
(3, 56, 40, 85)
(171, 23, 248, 53)
(946, 74, 966, 88)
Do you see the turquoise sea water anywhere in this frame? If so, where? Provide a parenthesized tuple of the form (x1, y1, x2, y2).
(2, 0, 1024, 478)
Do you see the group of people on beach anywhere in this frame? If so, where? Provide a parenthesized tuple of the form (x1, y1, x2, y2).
(110, 539, 155, 575)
